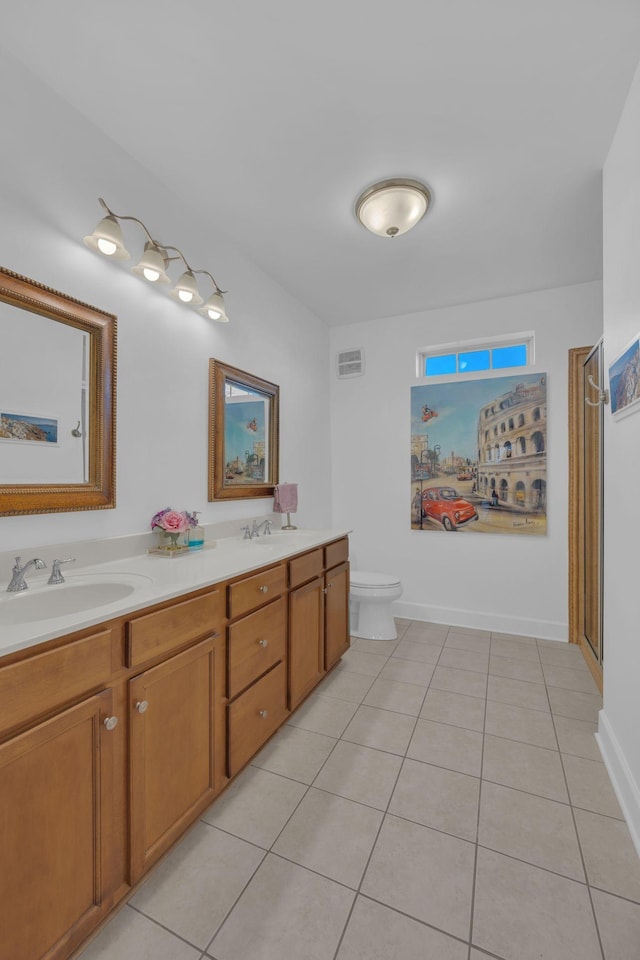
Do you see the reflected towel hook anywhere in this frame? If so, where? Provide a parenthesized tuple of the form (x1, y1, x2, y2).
(71, 421, 82, 437)
(585, 374, 609, 407)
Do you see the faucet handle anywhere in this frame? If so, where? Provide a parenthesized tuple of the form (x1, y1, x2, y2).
(241, 525, 252, 540)
(48, 557, 76, 585)
(13, 556, 23, 572)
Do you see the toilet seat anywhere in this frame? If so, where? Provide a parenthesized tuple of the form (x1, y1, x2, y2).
(350, 570, 401, 589)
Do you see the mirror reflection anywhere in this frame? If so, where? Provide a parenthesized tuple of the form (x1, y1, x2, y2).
(0, 303, 90, 485)
(223, 380, 269, 486)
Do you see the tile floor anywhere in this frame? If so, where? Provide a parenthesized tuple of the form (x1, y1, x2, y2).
(76, 621, 640, 960)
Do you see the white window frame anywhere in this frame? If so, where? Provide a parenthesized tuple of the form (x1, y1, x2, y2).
(416, 331, 535, 378)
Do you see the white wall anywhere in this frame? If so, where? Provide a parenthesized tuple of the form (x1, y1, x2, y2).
(330, 282, 602, 640)
(0, 52, 331, 553)
(598, 58, 640, 853)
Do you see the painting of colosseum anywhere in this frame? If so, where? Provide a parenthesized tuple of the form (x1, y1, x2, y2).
(410, 373, 547, 535)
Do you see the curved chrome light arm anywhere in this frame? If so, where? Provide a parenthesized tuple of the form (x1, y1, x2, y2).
(193, 269, 227, 295)
(98, 198, 155, 245)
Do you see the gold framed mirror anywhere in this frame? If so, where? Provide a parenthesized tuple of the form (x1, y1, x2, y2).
(208, 359, 279, 500)
(0, 268, 116, 516)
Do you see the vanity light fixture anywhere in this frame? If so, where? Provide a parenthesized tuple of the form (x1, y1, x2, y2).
(84, 198, 229, 322)
(355, 178, 432, 238)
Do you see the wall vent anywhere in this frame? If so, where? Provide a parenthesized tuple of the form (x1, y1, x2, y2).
(336, 348, 365, 378)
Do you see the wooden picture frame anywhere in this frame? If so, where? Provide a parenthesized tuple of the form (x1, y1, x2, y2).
(0, 268, 116, 516)
(208, 359, 279, 500)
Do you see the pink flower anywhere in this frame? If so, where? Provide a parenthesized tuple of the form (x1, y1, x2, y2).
(156, 510, 189, 533)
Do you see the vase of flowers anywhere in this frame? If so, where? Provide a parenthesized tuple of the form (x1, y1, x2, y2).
(150, 508, 196, 554)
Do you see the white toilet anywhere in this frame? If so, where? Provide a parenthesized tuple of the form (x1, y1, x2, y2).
(349, 570, 403, 640)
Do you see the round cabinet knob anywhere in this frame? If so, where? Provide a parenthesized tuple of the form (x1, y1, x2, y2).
(258, 638, 268, 648)
(103, 716, 118, 731)
(136, 700, 149, 714)
(258, 709, 269, 719)
(259, 585, 269, 594)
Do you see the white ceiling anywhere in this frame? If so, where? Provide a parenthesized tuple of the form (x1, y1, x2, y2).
(3, 1, 640, 326)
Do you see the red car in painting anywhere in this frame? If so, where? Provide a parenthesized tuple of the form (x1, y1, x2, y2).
(421, 486, 479, 531)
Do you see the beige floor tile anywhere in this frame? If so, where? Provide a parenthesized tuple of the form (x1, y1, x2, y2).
(406, 620, 449, 639)
(490, 638, 541, 662)
(336, 896, 468, 960)
(339, 648, 389, 677)
(484, 699, 557, 749)
(553, 715, 601, 761)
(483, 735, 568, 802)
(478, 780, 584, 880)
(287, 693, 358, 738)
(313, 740, 403, 810)
(420, 688, 485, 732)
(315, 668, 375, 704)
(547, 686, 603, 723)
(487, 675, 550, 712)
(489, 654, 544, 683)
(591, 888, 640, 960)
(210, 854, 355, 960)
(575, 808, 640, 901)
(403, 627, 445, 647)
(130, 822, 264, 949)
(445, 632, 491, 654)
(391, 639, 442, 664)
(408, 719, 483, 777)
(75, 906, 202, 960)
(562, 753, 623, 819)
(272, 787, 382, 888)
(201, 766, 307, 848)
(379, 658, 435, 686)
(361, 815, 475, 939)
(341, 704, 416, 755)
(350, 637, 399, 656)
(438, 647, 489, 674)
(389, 758, 480, 841)
(542, 664, 601, 694)
(251, 726, 336, 784)
(538, 642, 590, 671)
(473, 847, 601, 960)
(363, 677, 427, 716)
(451, 625, 492, 639)
(431, 665, 488, 699)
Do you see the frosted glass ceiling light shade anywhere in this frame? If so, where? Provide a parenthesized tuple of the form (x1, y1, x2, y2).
(199, 290, 229, 322)
(83, 215, 130, 259)
(169, 270, 204, 306)
(131, 242, 171, 284)
(355, 178, 432, 238)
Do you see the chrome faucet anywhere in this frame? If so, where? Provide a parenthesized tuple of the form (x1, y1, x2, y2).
(48, 557, 76, 584)
(6, 556, 47, 592)
(251, 519, 272, 537)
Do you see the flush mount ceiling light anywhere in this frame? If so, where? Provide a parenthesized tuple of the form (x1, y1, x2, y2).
(355, 178, 432, 238)
(84, 198, 229, 322)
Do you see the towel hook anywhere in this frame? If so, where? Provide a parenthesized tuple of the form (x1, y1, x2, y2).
(585, 374, 609, 407)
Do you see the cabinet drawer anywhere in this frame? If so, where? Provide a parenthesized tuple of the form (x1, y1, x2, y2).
(127, 589, 224, 668)
(227, 662, 287, 777)
(325, 537, 349, 570)
(0, 629, 112, 737)
(228, 564, 287, 620)
(228, 597, 286, 698)
(289, 548, 323, 589)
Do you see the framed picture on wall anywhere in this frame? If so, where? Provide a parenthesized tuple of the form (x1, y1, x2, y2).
(608, 334, 640, 419)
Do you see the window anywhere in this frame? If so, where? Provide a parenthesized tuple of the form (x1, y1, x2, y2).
(418, 333, 533, 378)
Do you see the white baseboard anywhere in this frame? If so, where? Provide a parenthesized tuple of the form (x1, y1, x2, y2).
(392, 600, 567, 641)
(596, 710, 640, 859)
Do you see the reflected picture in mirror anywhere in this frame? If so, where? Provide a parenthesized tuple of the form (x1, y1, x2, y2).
(0, 268, 116, 516)
(209, 359, 279, 500)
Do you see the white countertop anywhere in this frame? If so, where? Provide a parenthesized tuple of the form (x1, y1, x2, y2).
(0, 529, 349, 658)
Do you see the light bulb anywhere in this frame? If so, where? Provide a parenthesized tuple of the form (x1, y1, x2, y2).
(207, 307, 222, 320)
(179, 289, 193, 303)
(143, 267, 160, 282)
(98, 237, 117, 256)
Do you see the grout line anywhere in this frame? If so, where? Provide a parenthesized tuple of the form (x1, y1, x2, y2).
(467, 671, 489, 959)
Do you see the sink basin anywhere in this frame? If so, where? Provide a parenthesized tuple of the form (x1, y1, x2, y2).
(0, 573, 153, 626)
(251, 532, 317, 548)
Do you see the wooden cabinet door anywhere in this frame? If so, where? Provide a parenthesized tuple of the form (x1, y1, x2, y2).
(0, 690, 115, 960)
(129, 635, 224, 881)
(288, 576, 325, 710)
(325, 561, 350, 670)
